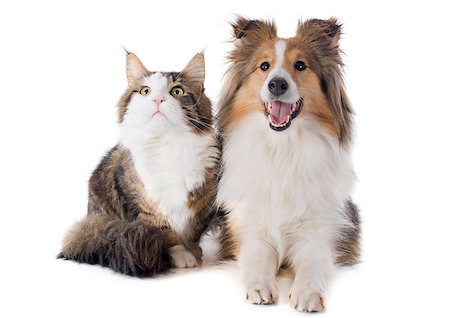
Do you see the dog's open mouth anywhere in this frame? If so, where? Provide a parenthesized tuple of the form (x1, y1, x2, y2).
(264, 99, 303, 131)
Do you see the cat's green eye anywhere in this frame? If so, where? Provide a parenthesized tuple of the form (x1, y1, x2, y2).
(170, 87, 184, 97)
(139, 86, 151, 96)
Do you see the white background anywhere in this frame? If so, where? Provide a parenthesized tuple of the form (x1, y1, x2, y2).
(1, 0, 449, 317)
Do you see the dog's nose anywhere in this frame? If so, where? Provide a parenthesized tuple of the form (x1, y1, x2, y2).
(268, 77, 288, 96)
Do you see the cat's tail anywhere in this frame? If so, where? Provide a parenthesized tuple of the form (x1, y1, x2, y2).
(57, 214, 171, 277)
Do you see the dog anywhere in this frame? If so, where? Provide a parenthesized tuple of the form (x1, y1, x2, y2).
(216, 17, 361, 312)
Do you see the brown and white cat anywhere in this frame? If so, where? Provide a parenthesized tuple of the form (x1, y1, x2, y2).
(58, 52, 219, 276)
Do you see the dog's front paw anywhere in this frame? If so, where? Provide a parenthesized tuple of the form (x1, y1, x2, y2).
(170, 245, 198, 268)
(289, 287, 325, 312)
(246, 282, 278, 305)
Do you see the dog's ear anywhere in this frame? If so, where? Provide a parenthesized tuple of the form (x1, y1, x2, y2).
(298, 18, 352, 143)
(297, 17, 342, 46)
(312, 17, 342, 39)
(232, 16, 259, 42)
(231, 16, 277, 47)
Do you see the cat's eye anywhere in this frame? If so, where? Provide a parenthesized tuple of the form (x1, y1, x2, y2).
(294, 60, 307, 71)
(170, 87, 184, 97)
(260, 61, 270, 71)
(139, 86, 151, 96)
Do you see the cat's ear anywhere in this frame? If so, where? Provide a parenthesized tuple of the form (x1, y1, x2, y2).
(181, 53, 205, 87)
(126, 52, 148, 85)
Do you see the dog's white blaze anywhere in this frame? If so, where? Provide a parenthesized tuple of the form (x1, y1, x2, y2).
(274, 39, 286, 73)
(260, 39, 299, 103)
(218, 113, 355, 308)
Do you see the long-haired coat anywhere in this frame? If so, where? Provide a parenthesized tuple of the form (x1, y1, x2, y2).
(217, 17, 360, 312)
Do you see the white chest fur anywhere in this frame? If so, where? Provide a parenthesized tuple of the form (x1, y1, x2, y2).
(120, 122, 216, 236)
(218, 113, 355, 256)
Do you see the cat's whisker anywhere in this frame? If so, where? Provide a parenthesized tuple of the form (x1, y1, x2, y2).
(183, 111, 226, 139)
(183, 116, 215, 132)
(181, 108, 216, 128)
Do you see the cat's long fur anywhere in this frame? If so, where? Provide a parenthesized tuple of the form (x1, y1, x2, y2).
(59, 52, 219, 276)
(216, 17, 360, 312)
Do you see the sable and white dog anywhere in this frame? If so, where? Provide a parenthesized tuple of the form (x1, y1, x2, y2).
(216, 17, 361, 312)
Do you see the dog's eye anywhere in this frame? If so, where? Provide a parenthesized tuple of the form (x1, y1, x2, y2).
(170, 87, 184, 97)
(139, 86, 151, 96)
(294, 61, 307, 71)
(260, 61, 270, 71)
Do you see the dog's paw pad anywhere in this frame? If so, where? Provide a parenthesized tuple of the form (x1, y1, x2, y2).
(289, 289, 325, 312)
(246, 284, 278, 305)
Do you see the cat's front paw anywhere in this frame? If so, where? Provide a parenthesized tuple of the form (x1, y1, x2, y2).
(289, 286, 325, 312)
(246, 282, 278, 305)
(170, 245, 198, 268)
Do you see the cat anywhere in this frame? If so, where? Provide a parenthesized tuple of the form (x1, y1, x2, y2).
(58, 51, 220, 277)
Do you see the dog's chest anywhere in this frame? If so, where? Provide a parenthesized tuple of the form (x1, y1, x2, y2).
(218, 115, 352, 226)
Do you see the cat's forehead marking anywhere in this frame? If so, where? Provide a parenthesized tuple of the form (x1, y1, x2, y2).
(143, 72, 168, 93)
(166, 72, 180, 83)
(149, 72, 181, 84)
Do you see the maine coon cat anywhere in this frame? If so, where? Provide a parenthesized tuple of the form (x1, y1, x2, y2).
(59, 52, 219, 276)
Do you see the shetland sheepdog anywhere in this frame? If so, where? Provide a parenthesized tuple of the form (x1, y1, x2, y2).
(216, 17, 361, 312)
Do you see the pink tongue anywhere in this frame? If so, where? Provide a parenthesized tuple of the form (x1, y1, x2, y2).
(269, 101, 291, 124)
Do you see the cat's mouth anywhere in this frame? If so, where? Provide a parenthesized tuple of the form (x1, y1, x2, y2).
(152, 110, 167, 119)
(264, 99, 303, 131)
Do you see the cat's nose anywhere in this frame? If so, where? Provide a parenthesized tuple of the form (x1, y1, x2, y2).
(153, 99, 166, 107)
